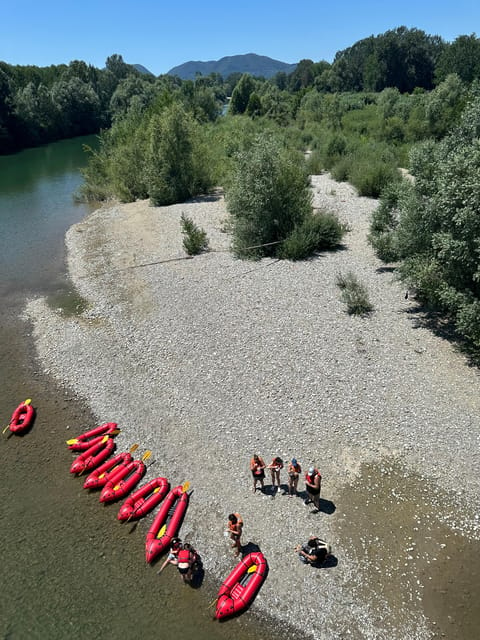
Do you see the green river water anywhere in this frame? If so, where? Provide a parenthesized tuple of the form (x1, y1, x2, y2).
(0, 137, 264, 640)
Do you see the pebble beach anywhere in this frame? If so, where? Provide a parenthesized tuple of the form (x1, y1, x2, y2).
(25, 174, 480, 639)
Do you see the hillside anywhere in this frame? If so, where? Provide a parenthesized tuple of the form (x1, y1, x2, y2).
(167, 53, 297, 79)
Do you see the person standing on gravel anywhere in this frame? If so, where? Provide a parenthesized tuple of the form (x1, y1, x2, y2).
(287, 458, 302, 496)
(266, 456, 283, 492)
(304, 466, 321, 511)
(227, 512, 243, 556)
(250, 454, 266, 492)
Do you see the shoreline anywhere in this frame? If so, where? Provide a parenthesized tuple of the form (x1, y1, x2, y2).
(26, 174, 480, 639)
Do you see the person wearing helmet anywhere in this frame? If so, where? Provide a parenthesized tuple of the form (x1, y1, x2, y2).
(287, 458, 302, 496)
(157, 537, 182, 574)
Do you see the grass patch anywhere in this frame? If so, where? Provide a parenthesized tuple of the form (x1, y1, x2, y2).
(336, 271, 374, 316)
(180, 213, 209, 255)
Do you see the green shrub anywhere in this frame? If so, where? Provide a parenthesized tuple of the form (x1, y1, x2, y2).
(305, 149, 324, 175)
(330, 156, 352, 182)
(280, 211, 347, 260)
(336, 271, 374, 315)
(349, 160, 399, 197)
(180, 213, 209, 255)
(226, 132, 312, 259)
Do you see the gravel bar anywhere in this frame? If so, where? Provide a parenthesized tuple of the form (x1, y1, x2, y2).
(25, 174, 480, 640)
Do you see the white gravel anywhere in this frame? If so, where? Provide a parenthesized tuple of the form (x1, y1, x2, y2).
(25, 174, 480, 640)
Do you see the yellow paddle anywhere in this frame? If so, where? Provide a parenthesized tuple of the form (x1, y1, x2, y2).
(66, 427, 120, 446)
(112, 450, 151, 490)
(247, 564, 257, 573)
(3, 399, 32, 434)
(155, 479, 187, 538)
(99, 443, 139, 479)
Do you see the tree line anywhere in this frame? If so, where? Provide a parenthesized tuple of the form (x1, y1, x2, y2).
(2, 27, 480, 355)
(2, 27, 480, 154)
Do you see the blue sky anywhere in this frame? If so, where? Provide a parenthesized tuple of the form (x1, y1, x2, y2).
(1, 0, 478, 75)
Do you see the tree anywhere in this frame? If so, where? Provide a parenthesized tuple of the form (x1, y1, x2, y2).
(229, 74, 256, 115)
(146, 102, 213, 205)
(105, 54, 131, 80)
(369, 95, 480, 350)
(109, 75, 157, 120)
(288, 59, 315, 91)
(435, 34, 480, 84)
(226, 133, 312, 258)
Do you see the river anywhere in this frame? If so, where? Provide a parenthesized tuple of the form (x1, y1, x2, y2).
(0, 137, 264, 640)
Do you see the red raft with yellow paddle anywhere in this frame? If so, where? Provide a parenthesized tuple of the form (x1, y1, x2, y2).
(4, 399, 35, 435)
(117, 476, 170, 521)
(99, 450, 151, 503)
(70, 436, 115, 475)
(66, 422, 119, 451)
(215, 551, 268, 620)
(83, 451, 133, 490)
(145, 484, 190, 563)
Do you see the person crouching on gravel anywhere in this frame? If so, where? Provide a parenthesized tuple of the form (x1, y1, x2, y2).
(295, 537, 332, 566)
(304, 466, 321, 511)
(250, 454, 266, 493)
(227, 512, 243, 556)
(177, 543, 199, 583)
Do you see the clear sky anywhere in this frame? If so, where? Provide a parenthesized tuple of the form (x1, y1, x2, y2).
(2, 0, 478, 75)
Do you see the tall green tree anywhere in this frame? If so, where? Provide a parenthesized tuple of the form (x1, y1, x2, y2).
(146, 102, 213, 205)
(435, 34, 480, 84)
(229, 74, 256, 115)
(369, 95, 480, 350)
(226, 132, 312, 258)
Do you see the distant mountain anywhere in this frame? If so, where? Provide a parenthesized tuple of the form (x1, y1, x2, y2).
(133, 63, 154, 76)
(167, 53, 297, 80)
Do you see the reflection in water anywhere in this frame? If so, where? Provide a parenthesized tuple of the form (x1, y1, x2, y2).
(0, 136, 97, 298)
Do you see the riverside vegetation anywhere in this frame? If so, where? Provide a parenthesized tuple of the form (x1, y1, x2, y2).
(2, 27, 480, 352)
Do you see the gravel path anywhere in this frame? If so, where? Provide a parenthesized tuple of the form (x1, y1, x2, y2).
(25, 174, 480, 639)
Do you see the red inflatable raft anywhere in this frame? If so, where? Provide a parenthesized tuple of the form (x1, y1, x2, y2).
(70, 436, 115, 475)
(83, 452, 133, 490)
(66, 422, 119, 451)
(215, 551, 269, 620)
(117, 477, 170, 521)
(99, 459, 146, 503)
(145, 485, 190, 563)
(7, 399, 35, 434)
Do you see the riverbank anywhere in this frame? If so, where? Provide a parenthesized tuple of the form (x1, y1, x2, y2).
(26, 174, 480, 639)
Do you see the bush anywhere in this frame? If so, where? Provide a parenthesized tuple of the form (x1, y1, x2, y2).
(336, 271, 374, 315)
(146, 103, 214, 206)
(180, 213, 209, 255)
(280, 212, 346, 260)
(351, 161, 399, 198)
(226, 132, 312, 259)
(305, 149, 324, 175)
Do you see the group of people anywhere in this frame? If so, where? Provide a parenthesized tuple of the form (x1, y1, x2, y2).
(250, 454, 322, 510)
(159, 455, 329, 582)
(158, 537, 201, 583)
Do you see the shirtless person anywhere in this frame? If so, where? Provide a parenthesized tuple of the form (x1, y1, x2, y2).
(227, 512, 243, 556)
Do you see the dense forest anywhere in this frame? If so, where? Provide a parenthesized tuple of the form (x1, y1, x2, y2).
(1, 27, 480, 355)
